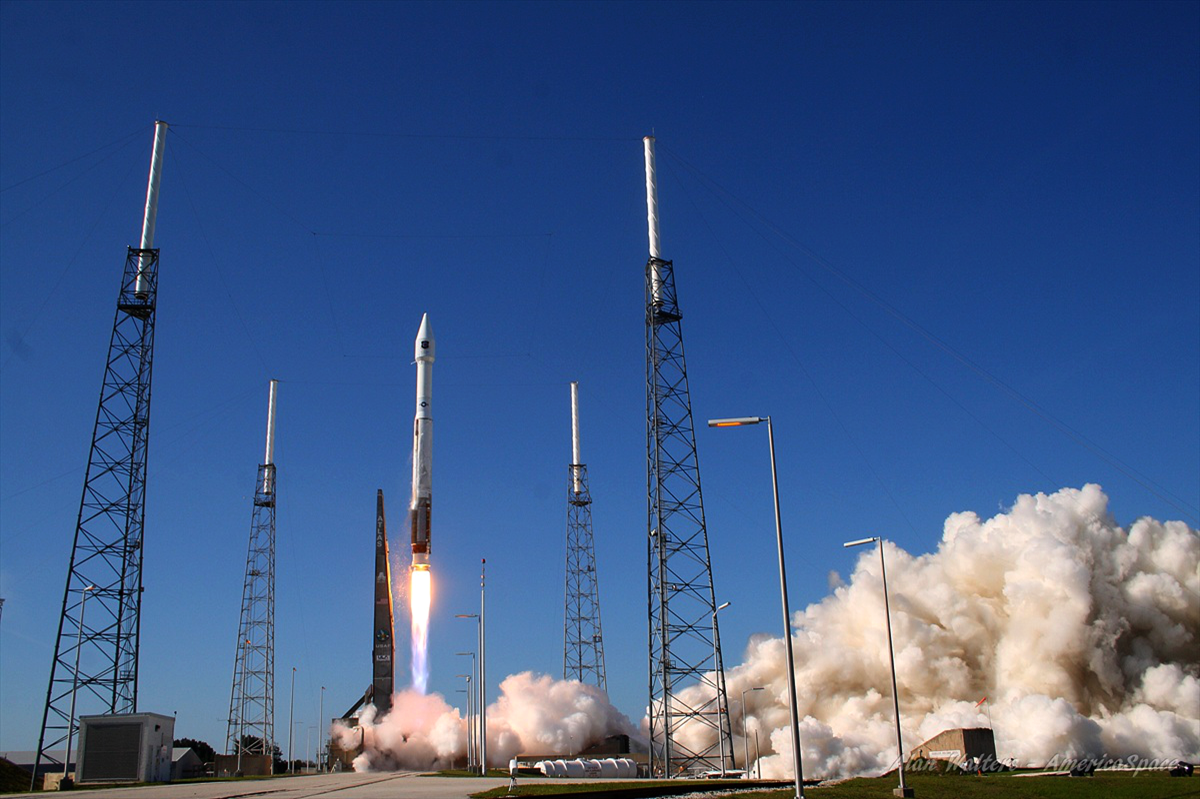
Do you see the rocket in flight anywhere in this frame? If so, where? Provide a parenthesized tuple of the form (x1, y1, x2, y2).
(410, 313, 434, 569)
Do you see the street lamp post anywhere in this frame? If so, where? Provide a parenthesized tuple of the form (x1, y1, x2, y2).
(456, 611, 485, 776)
(456, 674, 474, 768)
(713, 601, 731, 776)
(319, 686, 325, 773)
(708, 416, 805, 799)
(456, 651, 477, 769)
(844, 536, 912, 798)
(64, 584, 96, 783)
(288, 667, 296, 774)
(740, 686, 764, 779)
(480, 561, 487, 776)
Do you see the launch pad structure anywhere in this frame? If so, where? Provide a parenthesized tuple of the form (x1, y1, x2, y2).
(225, 380, 280, 768)
(642, 136, 734, 777)
(373, 489, 396, 714)
(32, 121, 169, 786)
(563, 381, 607, 691)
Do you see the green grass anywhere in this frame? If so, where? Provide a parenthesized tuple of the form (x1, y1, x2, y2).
(471, 771, 1197, 799)
(471, 780, 748, 797)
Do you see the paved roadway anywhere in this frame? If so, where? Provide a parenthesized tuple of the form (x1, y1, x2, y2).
(6, 772, 752, 799)
(7, 771, 534, 799)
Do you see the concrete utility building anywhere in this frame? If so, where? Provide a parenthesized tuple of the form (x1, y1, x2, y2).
(909, 727, 997, 767)
(76, 713, 175, 784)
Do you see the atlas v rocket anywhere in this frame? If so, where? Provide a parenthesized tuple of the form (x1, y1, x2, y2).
(410, 313, 434, 569)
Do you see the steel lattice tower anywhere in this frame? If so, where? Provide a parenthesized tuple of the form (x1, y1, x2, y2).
(33, 122, 168, 787)
(642, 136, 732, 777)
(563, 382, 606, 691)
(226, 380, 279, 765)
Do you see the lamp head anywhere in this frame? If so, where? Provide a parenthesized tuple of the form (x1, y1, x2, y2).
(708, 416, 764, 428)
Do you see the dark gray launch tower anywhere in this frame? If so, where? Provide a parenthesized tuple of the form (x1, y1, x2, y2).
(32, 122, 169, 788)
(373, 489, 395, 714)
(642, 136, 733, 777)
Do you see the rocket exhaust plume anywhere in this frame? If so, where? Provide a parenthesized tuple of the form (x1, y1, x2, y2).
(331, 673, 639, 772)
(410, 567, 431, 695)
(409, 314, 435, 693)
(662, 485, 1198, 779)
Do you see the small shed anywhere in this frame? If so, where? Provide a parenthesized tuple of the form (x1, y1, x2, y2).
(909, 727, 997, 767)
(171, 747, 204, 780)
(77, 712, 174, 784)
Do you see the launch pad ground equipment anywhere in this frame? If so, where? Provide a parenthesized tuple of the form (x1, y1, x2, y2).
(564, 381, 607, 690)
(226, 381, 280, 770)
(642, 136, 733, 777)
(33, 121, 170, 788)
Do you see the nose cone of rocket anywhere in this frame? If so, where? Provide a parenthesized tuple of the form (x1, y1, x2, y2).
(415, 313, 435, 361)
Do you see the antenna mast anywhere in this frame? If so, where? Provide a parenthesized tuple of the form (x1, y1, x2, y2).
(32, 121, 169, 788)
(643, 136, 732, 777)
(563, 381, 607, 690)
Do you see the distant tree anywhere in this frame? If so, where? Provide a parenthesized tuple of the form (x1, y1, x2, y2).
(174, 737, 215, 763)
(237, 734, 285, 773)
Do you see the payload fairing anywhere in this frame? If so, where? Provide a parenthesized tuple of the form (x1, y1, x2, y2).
(410, 313, 434, 568)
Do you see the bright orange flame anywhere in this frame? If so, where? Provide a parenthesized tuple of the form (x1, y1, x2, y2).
(410, 566, 432, 693)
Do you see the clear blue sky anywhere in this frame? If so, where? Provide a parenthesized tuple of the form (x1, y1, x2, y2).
(1, 0, 1196, 756)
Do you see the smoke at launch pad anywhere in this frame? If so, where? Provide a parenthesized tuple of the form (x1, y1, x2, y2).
(340, 483, 1197, 778)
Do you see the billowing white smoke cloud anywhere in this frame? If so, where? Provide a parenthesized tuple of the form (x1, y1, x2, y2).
(333, 672, 638, 771)
(674, 485, 1199, 779)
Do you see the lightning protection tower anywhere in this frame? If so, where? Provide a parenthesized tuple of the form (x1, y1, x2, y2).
(226, 379, 279, 767)
(642, 136, 733, 777)
(33, 121, 169, 786)
(563, 381, 607, 691)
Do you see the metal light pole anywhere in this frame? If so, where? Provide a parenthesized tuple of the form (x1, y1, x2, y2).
(64, 585, 96, 782)
(288, 667, 296, 774)
(456, 651, 477, 769)
(713, 601, 731, 776)
(740, 686, 764, 778)
(456, 613, 484, 776)
(480, 560, 487, 776)
(456, 674, 474, 768)
(708, 416, 805, 798)
(318, 686, 325, 773)
(844, 536, 912, 798)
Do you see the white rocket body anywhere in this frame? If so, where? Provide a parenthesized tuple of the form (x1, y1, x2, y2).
(410, 313, 434, 568)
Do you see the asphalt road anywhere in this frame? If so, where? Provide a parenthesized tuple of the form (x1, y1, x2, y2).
(8, 771, 526, 799)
